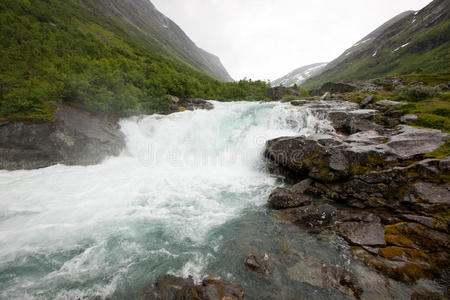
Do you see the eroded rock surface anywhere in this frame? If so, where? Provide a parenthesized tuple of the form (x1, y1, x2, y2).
(0, 103, 125, 170)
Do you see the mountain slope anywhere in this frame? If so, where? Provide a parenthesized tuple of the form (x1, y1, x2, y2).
(272, 63, 327, 87)
(0, 0, 268, 122)
(303, 0, 450, 89)
(78, 0, 233, 82)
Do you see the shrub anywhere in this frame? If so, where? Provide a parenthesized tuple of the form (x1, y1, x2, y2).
(395, 86, 438, 102)
(432, 107, 450, 117)
(414, 113, 450, 132)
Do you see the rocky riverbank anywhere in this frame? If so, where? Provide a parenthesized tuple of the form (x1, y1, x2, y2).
(264, 96, 449, 296)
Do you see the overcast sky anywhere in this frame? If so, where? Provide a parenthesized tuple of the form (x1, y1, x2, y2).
(151, 0, 432, 81)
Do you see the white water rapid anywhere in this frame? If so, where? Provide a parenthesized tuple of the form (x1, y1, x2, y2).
(0, 101, 334, 299)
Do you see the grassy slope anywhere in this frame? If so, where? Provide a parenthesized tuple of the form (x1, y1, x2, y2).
(0, 0, 269, 122)
(302, 17, 450, 90)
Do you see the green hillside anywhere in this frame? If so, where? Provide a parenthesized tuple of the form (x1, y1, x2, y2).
(302, 0, 450, 89)
(0, 0, 269, 122)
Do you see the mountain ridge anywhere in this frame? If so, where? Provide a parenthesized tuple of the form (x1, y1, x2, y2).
(78, 0, 233, 82)
(272, 63, 328, 87)
(301, 0, 449, 89)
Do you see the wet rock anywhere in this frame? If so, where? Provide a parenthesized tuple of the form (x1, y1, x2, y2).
(244, 254, 271, 275)
(0, 102, 125, 170)
(265, 134, 349, 182)
(287, 254, 363, 299)
(142, 275, 243, 300)
(311, 82, 356, 96)
(199, 279, 243, 300)
(293, 204, 338, 228)
(141, 274, 199, 300)
(400, 114, 418, 124)
(268, 187, 312, 209)
(359, 95, 374, 108)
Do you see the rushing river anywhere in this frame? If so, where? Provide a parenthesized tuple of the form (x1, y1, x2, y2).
(0, 101, 436, 299)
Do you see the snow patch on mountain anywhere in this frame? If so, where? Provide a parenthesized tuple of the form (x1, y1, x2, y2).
(272, 63, 328, 87)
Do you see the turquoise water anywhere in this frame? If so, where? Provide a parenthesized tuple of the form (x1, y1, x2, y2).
(0, 102, 334, 299)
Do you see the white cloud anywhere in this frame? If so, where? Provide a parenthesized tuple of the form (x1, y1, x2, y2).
(151, 0, 432, 81)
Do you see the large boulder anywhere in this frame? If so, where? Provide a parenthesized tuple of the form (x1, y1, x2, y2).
(0, 103, 125, 170)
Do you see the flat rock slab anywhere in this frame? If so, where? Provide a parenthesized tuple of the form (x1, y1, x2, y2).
(335, 220, 386, 246)
(387, 125, 449, 158)
(375, 100, 406, 108)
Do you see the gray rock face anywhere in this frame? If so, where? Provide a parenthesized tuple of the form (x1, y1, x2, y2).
(386, 125, 448, 159)
(0, 103, 125, 170)
(268, 187, 312, 209)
